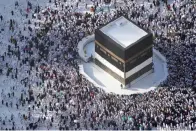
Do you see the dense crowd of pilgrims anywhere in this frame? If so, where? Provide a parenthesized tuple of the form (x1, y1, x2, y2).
(0, 0, 195, 130)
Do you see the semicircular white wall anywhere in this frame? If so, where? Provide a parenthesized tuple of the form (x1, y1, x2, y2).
(77, 35, 95, 62)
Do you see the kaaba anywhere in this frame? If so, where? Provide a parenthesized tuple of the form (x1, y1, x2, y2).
(94, 16, 153, 87)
